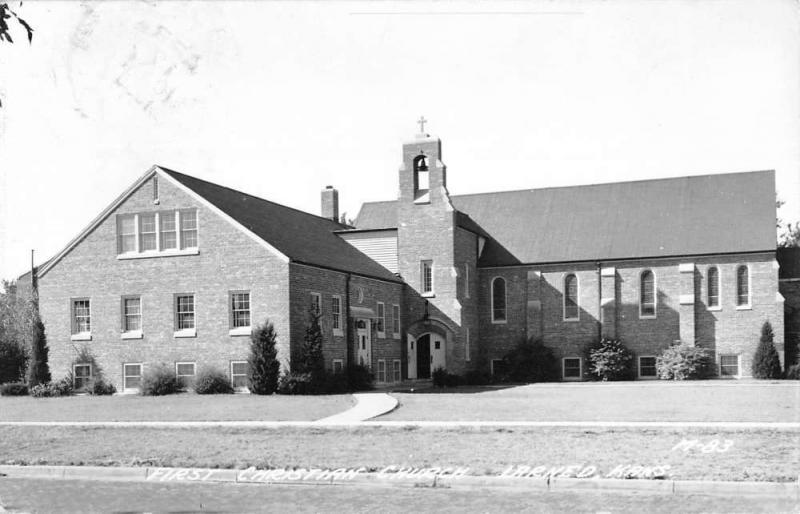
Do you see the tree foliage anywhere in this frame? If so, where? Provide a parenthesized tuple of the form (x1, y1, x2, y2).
(585, 338, 634, 381)
(751, 321, 782, 379)
(500, 337, 559, 383)
(248, 320, 280, 394)
(26, 316, 50, 387)
(0, 3, 33, 45)
(299, 306, 325, 381)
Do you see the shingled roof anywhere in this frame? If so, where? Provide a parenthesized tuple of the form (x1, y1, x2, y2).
(355, 170, 777, 266)
(161, 168, 400, 282)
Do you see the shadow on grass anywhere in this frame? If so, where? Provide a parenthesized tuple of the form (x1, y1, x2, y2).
(389, 384, 528, 394)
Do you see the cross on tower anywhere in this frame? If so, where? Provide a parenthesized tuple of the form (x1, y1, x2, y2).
(417, 116, 427, 133)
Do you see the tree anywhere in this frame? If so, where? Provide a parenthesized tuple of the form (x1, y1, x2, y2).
(751, 321, 782, 379)
(779, 221, 800, 248)
(26, 316, 50, 386)
(501, 337, 558, 383)
(248, 320, 280, 394)
(0, 3, 33, 44)
(299, 306, 325, 382)
(585, 338, 634, 381)
(0, 280, 35, 382)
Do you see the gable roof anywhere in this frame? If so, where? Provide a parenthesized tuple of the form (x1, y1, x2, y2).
(39, 166, 400, 282)
(355, 170, 777, 266)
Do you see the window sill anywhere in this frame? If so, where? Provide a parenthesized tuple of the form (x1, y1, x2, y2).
(229, 327, 251, 337)
(421, 292, 435, 298)
(118, 248, 199, 260)
(637, 375, 658, 380)
(70, 333, 91, 341)
(333, 329, 344, 337)
(174, 329, 197, 338)
(392, 332, 400, 340)
(707, 306, 722, 312)
(562, 317, 580, 323)
(736, 305, 752, 311)
(639, 315, 657, 320)
(491, 319, 507, 325)
(377, 332, 386, 339)
(121, 331, 143, 340)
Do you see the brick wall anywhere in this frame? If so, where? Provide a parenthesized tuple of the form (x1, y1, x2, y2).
(38, 173, 291, 390)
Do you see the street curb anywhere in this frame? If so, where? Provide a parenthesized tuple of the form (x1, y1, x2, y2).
(0, 465, 797, 499)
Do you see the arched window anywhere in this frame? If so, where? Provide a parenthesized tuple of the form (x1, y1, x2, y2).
(736, 265, 750, 307)
(640, 270, 656, 317)
(707, 267, 720, 308)
(413, 154, 429, 192)
(563, 274, 579, 320)
(491, 277, 506, 323)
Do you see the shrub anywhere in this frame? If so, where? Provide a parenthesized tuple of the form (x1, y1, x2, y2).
(463, 369, 491, 386)
(278, 372, 314, 395)
(0, 339, 27, 384)
(785, 364, 800, 380)
(139, 365, 181, 396)
(248, 320, 280, 395)
(656, 343, 711, 380)
(194, 367, 234, 394)
(432, 367, 463, 388)
(71, 345, 107, 393)
(752, 321, 782, 379)
(0, 382, 28, 396)
(586, 338, 634, 381)
(299, 307, 325, 383)
(29, 377, 73, 398)
(90, 376, 116, 395)
(499, 337, 558, 383)
(27, 318, 50, 387)
(277, 364, 374, 395)
(344, 363, 373, 392)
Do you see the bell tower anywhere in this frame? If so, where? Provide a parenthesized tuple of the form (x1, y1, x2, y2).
(399, 116, 448, 205)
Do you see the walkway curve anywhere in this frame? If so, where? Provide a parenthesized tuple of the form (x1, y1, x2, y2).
(314, 393, 398, 424)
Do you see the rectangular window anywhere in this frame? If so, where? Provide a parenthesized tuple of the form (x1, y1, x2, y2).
(117, 215, 136, 254)
(180, 209, 198, 249)
(464, 264, 470, 299)
(421, 260, 433, 294)
(707, 267, 720, 308)
(139, 213, 157, 251)
(332, 296, 342, 333)
(720, 355, 740, 377)
(160, 211, 177, 250)
(122, 296, 142, 332)
(175, 294, 195, 330)
(491, 359, 508, 377)
(465, 328, 471, 362)
(638, 356, 657, 378)
(332, 359, 344, 374)
(393, 359, 401, 382)
(392, 304, 400, 338)
(563, 358, 582, 380)
(123, 363, 142, 391)
(377, 360, 386, 382)
(73, 363, 92, 391)
(175, 362, 196, 387)
(377, 302, 385, 336)
(72, 299, 91, 335)
(736, 266, 750, 307)
(310, 292, 321, 317)
(231, 361, 249, 390)
(230, 292, 251, 328)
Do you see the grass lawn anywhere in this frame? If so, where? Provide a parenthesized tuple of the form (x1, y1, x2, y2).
(381, 382, 800, 422)
(1, 425, 797, 482)
(0, 394, 353, 422)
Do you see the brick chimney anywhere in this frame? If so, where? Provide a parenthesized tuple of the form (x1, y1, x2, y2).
(321, 186, 339, 222)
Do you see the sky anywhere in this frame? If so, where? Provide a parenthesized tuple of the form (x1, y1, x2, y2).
(1, 0, 798, 281)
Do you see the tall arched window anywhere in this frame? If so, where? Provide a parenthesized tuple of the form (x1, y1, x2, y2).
(707, 266, 720, 308)
(413, 154, 429, 193)
(640, 270, 656, 317)
(491, 277, 506, 323)
(736, 265, 750, 307)
(564, 274, 579, 320)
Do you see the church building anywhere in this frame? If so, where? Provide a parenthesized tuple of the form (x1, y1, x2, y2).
(31, 125, 786, 391)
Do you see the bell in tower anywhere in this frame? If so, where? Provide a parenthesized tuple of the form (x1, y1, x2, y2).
(399, 117, 447, 205)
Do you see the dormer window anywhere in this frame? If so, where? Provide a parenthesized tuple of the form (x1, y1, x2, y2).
(117, 209, 199, 259)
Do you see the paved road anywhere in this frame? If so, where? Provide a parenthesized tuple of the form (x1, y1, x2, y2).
(0, 477, 796, 513)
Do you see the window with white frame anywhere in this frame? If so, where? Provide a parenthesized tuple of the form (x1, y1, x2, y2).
(123, 363, 142, 391)
(640, 270, 656, 318)
(160, 212, 177, 250)
(421, 260, 433, 294)
(736, 265, 750, 307)
(332, 296, 342, 333)
(180, 209, 198, 249)
(393, 359, 401, 382)
(175, 294, 195, 331)
(491, 277, 506, 322)
(117, 215, 136, 254)
(638, 356, 657, 378)
(72, 299, 91, 336)
(122, 296, 142, 333)
(564, 273, 579, 320)
(563, 358, 582, 380)
(332, 359, 344, 374)
(139, 213, 157, 251)
(465, 328, 471, 362)
(719, 354, 740, 377)
(175, 362, 196, 386)
(310, 292, 321, 317)
(392, 304, 400, 338)
(377, 360, 386, 382)
(377, 302, 385, 336)
(73, 363, 92, 391)
(230, 292, 251, 329)
(231, 361, 249, 390)
(707, 266, 720, 308)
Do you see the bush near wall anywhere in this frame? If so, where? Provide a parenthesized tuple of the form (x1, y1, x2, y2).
(0, 382, 28, 396)
(656, 343, 711, 380)
(277, 364, 373, 395)
(29, 377, 73, 398)
(751, 321, 782, 379)
(194, 367, 234, 394)
(139, 365, 182, 396)
(498, 337, 559, 383)
(0, 340, 27, 385)
(585, 338, 634, 381)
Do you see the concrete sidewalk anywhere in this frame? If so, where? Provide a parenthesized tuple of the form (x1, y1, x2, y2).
(315, 393, 398, 423)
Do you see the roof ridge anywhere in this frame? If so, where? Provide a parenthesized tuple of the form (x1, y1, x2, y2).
(158, 166, 349, 229)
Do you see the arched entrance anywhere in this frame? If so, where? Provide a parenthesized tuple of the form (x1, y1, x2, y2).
(406, 318, 451, 379)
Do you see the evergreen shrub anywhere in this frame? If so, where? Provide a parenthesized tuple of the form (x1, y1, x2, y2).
(248, 321, 281, 395)
(194, 367, 234, 394)
(586, 338, 634, 381)
(751, 321, 783, 379)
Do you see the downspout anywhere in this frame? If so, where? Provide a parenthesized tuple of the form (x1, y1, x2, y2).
(596, 261, 602, 341)
(345, 273, 352, 367)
